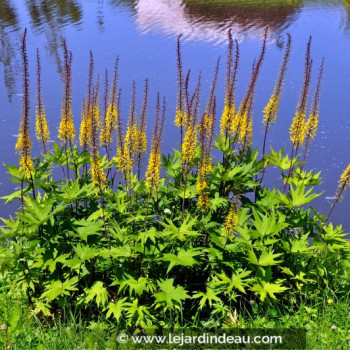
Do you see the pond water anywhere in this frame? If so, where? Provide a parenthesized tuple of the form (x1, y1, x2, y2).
(1, 0, 350, 230)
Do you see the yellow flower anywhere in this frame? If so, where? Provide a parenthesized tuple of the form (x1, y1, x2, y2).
(327, 299, 333, 304)
(58, 40, 75, 144)
(115, 145, 133, 173)
(91, 156, 107, 189)
(79, 101, 92, 148)
(220, 105, 235, 135)
(100, 102, 118, 146)
(175, 109, 187, 127)
(145, 151, 161, 189)
(290, 111, 306, 147)
(225, 202, 239, 232)
(35, 112, 50, 146)
(262, 94, 280, 126)
(182, 125, 198, 165)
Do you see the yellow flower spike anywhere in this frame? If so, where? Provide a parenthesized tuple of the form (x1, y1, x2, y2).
(91, 156, 107, 190)
(145, 93, 166, 190)
(58, 40, 75, 144)
(175, 109, 187, 128)
(182, 125, 198, 165)
(79, 100, 92, 148)
(16, 29, 34, 178)
(225, 202, 239, 234)
(304, 59, 324, 144)
(290, 37, 312, 150)
(145, 151, 161, 189)
(35, 49, 50, 151)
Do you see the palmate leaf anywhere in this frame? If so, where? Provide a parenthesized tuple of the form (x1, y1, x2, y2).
(212, 269, 252, 294)
(266, 147, 294, 171)
(250, 211, 288, 238)
(193, 288, 221, 309)
(277, 185, 321, 208)
(73, 219, 104, 241)
(161, 248, 202, 273)
(106, 297, 128, 321)
(74, 244, 99, 262)
(246, 249, 283, 267)
(41, 277, 79, 302)
(159, 215, 200, 241)
(154, 278, 189, 309)
(17, 195, 65, 228)
(56, 179, 97, 203)
(117, 276, 155, 296)
(85, 281, 109, 306)
(251, 280, 288, 301)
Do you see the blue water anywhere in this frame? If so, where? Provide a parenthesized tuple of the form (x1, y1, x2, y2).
(1, 0, 350, 230)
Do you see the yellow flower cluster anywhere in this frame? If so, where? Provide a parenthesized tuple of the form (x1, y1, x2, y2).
(304, 112, 319, 141)
(115, 145, 133, 173)
(35, 111, 50, 146)
(289, 111, 306, 147)
(220, 105, 235, 135)
(145, 151, 161, 189)
(58, 109, 75, 143)
(196, 157, 212, 212)
(91, 156, 107, 189)
(16, 128, 33, 177)
(175, 109, 187, 127)
(182, 125, 198, 165)
(79, 102, 92, 148)
(19, 153, 34, 178)
(224, 202, 239, 233)
(135, 129, 147, 156)
(262, 94, 280, 125)
(336, 163, 350, 201)
(100, 102, 118, 146)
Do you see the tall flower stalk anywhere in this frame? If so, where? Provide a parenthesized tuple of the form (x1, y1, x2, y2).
(197, 59, 220, 213)
(262, 33, 291, 157)
(230, 28, 267, 151)
(220, 30, 239, 136)
(15, 29, 34, 181)
(145, 93, 166, 190)
(175, 35, 187, 145)
(327, 164, 350, 221)
(35, 49, 50, 153)
(100, 57, 119, 158)
(58, 39, 75, 146)
(80, 51, 94, 151)
(285, 37, 313, 190)
(303, 58, 324, 164)
(136, 79, 149, 180)
(260, 33, 291, 183)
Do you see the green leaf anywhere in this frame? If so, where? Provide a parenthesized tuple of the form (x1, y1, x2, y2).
(161, 248, 202, 273)
(251, 280, 288, 301)
(85, 281, 109, 306)
(41, 277, 79, 302)
(247, 249, 283, 267)
(159, 215, 200, 241)
(213, 270, 252, 294)
(106, 298, 128, 321)
(118, 276, 155, 296)
(154, 279, 189, 309)
(193, 288, 221, 309)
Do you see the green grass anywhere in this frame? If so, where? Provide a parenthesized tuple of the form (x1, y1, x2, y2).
(1, 300, 349, 349)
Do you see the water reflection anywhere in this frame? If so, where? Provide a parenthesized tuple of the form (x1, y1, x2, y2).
(0, 0, 19, 102)
(135, 0, 302, 43)
(26, 0, 82, 31)
(0, 0, 82, 101)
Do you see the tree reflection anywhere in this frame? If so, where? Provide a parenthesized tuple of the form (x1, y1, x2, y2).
(0, 0, 19, 102)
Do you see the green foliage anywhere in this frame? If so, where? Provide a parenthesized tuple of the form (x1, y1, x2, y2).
(0, 143, 349, 336)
